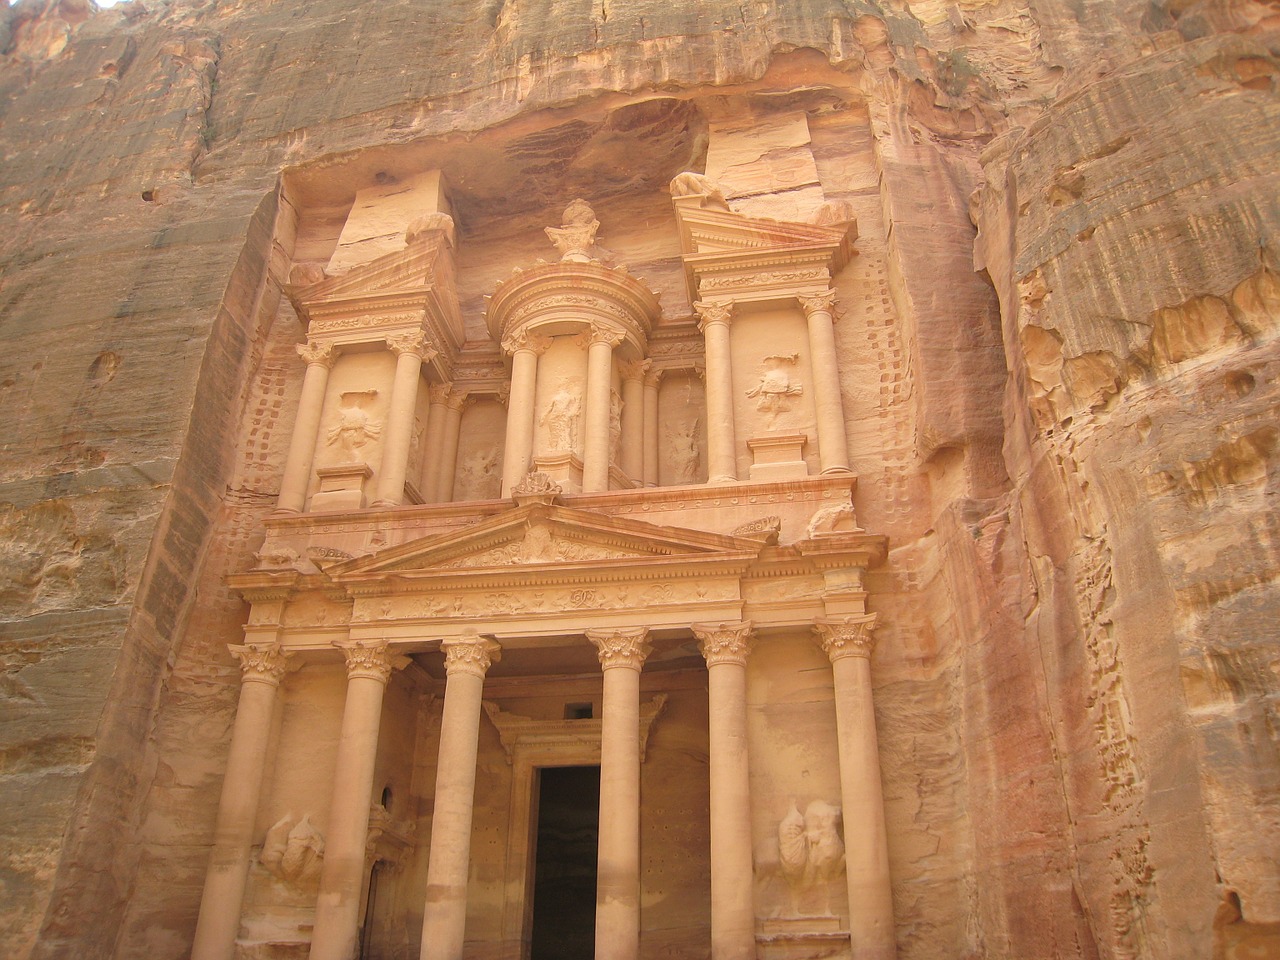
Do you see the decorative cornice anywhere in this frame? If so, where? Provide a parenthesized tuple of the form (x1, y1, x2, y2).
(813, 614, 878, 662)
(797, 289, 838, 318)
(441, 633, 501, 678)
(297, 340, 336, 368)
(692, 621, 754, 667)
(587, 627, 652, 671)
(229, 641, 292, 686)
(693, 299, 733, 331)
(336, 639, 407, 683)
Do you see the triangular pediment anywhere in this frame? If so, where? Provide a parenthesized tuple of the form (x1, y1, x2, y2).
(328, 504, 762, 582)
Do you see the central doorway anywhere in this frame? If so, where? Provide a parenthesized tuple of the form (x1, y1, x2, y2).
(529, 765, 601, 960)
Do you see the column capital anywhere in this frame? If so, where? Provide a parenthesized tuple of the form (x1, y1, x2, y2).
(297, 340, 336, 368)
(588, 323, 625, 349)
(587, 627, 652, 671)
(643, 365, 665, 389)
(336, 640, 407, 683)
(692, 621, 753, 667)
(501, 328, 553, 357)
(618, 358, 651, 383)
(441, 633, 501, 679)
(386, 332, 437, 361)
(694, 299, 734, 331)
(428, 381, 454, 405)
(813, 614, 878, 662)
(444, 390, 474, 413)
(797, 289, 838, 318)
(229, 641, 292, 686)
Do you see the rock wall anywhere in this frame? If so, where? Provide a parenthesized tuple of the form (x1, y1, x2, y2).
(1, 1, 1276, 958)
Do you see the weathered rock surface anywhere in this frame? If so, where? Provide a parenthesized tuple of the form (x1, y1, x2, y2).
(0, 1, 1276, 959)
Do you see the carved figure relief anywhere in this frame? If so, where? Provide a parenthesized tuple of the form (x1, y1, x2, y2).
(747, 354, 803, 424)
(326, 390, 381, 458)
(665, 418, 701, 484)
(261, 814, 325, 884)
(457, 448, 500, 500)
(777, 800, 845, 916)
(609, 390, 623, 463)
(541, 379, 583, 454)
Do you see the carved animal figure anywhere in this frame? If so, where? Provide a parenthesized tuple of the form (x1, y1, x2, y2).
(260, 813, 325, 884)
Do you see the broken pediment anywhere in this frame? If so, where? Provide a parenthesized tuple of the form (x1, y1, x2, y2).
(326, 503, 763, 583)
(670, 177, 857, 304)
(286, 225, 464, 352)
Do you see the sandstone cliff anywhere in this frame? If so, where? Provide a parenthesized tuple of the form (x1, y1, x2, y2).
(1, 1, 1276, 958)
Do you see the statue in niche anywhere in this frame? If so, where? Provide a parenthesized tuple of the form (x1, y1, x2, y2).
(777, 800, 845, 916)
(541, 379, 583, 453)
(747, 354, 803, 425)
(457, 447, 500, 500)
(665, 418, 700, 484)
(545, 198, 600, 263)
(609, 390, 623, 463)
(260, 813, 325, 885)
(326, 389, 380, 459)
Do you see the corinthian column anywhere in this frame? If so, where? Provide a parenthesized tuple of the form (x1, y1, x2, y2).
(436, 390, 471, 503)
(420, 383, 452, 502)
(192, 642, 292, 960)
(694, 301, 737, 483)
(310, 641, 405, 960)
(813, 616, 895, 960)
(421, 633, 502, 960)
(642, 366, 663, 487)
(619, 359, 648, 485)
(587, 628, 652, 960)
(374, 334, 435, 507)
(798, 290, 851, 474)
(584, 324, 623, 493)
(277, 341, 335, 513)
(500, 330, 551, 497)
(693, 622, 756, 960)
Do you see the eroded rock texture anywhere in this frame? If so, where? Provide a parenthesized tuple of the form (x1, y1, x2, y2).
(0, 1, 1276, 958)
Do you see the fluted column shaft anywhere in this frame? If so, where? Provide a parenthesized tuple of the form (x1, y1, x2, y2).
(619, 360, 647, 485)
(500, 331, 548, 497)
(588, 628, 652, 960)
(192, 643, 292, 960)
(695, 301, 737, 483)
(278, 342, 335, 513)
(799, 291, 851, 474)
(421, 635, 502, 960)
(642, 368, 662, 487)
(815, 616, 895, 960)
(584, 325, 622, 493)
(694, 622, 756, 960)
(421, 384, 452, 502)
(374, 335, 433, 507)
(310, 642, 403, 960)
(436, 392, 468, 503)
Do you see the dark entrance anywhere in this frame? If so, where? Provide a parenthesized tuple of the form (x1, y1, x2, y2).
(529, 765, 600, 960)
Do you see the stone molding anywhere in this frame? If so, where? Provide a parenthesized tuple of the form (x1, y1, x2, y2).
(813, 614, 878, 662)
(441, 633, 501, 678)
(692, 621, 754, 667)
(229, 641, 292, 686)
(587, 627, 652, 671)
